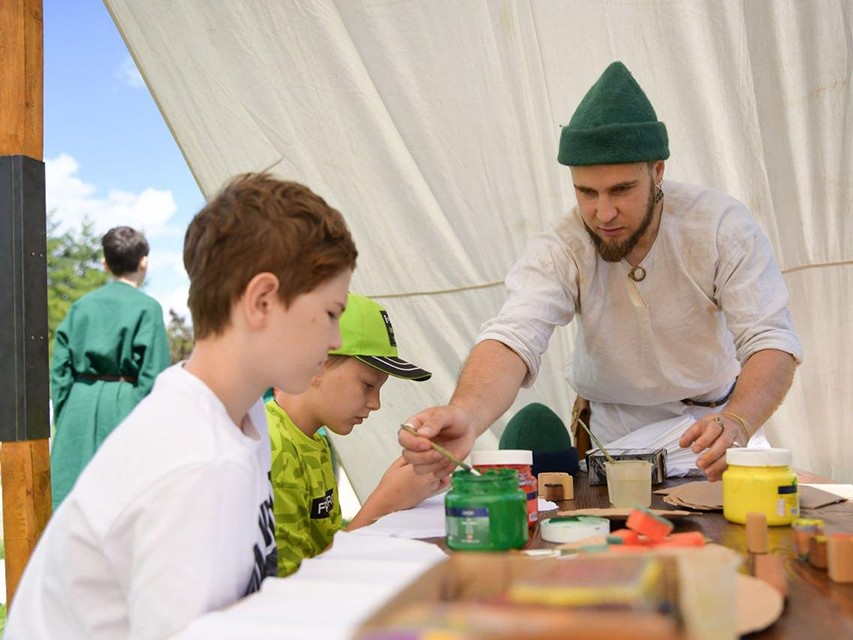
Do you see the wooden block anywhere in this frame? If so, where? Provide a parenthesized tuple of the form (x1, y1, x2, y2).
(750, 553, 788, 598)
(538, 472, 574, 501)
(746, 512, 768, 554)
(809, 535, 828, 570)
(827, 534, 853, 583)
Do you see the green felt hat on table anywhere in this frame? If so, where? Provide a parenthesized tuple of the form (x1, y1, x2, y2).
(500, 403, 579, 476)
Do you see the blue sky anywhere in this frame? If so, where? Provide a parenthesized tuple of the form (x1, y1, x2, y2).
(44, 0, 200, 321)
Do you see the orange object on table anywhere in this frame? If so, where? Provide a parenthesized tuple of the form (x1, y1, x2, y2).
(626, 508, 674, 541)
(654, 531, 706, 548)
(607, 528, 642, 546)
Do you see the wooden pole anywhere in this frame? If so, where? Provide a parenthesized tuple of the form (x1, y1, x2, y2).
(0, 0, 52, 607)
(0, 0, 43, 159)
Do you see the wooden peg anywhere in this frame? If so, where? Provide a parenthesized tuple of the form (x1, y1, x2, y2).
(827, 534, 853, 583)
(750, 553, 788, 598)
(809, 535, 828, 570)
(746, 512, 768, 554)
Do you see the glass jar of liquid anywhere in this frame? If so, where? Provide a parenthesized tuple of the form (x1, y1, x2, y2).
(445, 468, 528, 551)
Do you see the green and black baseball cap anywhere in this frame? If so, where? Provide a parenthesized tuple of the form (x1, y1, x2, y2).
(330, 293, 432, 381)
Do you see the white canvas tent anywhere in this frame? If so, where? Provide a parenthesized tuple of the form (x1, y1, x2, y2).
(104, 0, 853, 496)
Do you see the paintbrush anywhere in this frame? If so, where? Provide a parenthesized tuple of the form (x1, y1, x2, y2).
(399, 423, 481, 476)
(576, 416, 616, 464)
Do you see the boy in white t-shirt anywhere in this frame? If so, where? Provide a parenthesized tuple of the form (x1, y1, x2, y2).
(6, 174, 358, 640)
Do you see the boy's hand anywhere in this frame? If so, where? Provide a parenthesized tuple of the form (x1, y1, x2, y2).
(345, 457, 449, 530)
(398, 405, 476, 478)
(377, 456, 449, 511)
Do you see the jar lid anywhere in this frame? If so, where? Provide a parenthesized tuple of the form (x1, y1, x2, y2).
(472, 449, 533, 466)
(726, 447, 792, 467)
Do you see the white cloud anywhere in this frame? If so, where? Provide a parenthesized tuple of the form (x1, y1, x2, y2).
(147, 248, 186, 281)
(46, 153, 190, 324)
(118, 56, 146, 89)
(45, 153, 178, 238)
(155, 284, 191, 326)
(145, 248, 191, 322)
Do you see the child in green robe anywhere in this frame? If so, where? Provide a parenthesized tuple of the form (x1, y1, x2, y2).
(49, 226, 170, 506)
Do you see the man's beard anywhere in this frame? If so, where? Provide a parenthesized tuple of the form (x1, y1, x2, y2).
(584, 179, 657, 263)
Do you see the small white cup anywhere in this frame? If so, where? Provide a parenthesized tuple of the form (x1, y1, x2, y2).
(605, 460, 653, 508)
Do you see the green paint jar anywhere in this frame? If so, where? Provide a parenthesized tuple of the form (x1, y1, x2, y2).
(445, 468, 528, 551)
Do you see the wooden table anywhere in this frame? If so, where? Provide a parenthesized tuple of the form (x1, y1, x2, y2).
(535, 473, 853, 638)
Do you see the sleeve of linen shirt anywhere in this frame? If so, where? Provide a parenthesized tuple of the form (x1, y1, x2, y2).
(477, 226, 580, 387)
(714, 206, 803, 365)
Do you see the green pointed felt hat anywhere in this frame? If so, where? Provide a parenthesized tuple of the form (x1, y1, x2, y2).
(500, 403, 579, 476)
(558, 61, 669, 166)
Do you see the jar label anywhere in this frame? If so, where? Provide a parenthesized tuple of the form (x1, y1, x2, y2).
(526, 491, 538, 525)
(776, 485, 799, 518)
(446, 506, 490, 545)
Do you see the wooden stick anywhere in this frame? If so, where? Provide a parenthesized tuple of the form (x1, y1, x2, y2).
(399, 424, 480, 476)
(576, 417, 615, 464)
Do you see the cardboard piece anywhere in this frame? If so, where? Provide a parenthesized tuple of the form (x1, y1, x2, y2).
(357, 547, 756, 640)
(661, 481, 723, 511)
(657, 481, 847, 512)
(736, 573, 785, 635)
(558, 507, 693, 520)
(800, 485, 848, 509)
(800, 483, 853, 502)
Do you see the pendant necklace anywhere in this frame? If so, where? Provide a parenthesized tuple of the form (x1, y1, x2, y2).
(627, 187, 663, 283)
(628, 266, 646, 282)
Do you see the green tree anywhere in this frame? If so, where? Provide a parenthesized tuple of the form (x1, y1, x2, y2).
(46, 215, 108, 354)
(166, 308, 194, 363)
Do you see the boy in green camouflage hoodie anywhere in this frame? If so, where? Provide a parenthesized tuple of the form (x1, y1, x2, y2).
(266, 292, 445, 576)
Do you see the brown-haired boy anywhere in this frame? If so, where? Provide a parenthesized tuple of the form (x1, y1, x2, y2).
(7, 174, 358, 640)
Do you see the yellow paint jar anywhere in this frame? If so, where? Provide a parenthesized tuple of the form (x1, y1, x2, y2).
(723, 448, 798, 525)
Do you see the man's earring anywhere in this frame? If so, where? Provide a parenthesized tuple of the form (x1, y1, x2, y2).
(654, 182, 664, 203)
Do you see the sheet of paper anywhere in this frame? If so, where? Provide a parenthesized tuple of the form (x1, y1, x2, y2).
(326, 530, 448, 563)
(174, 534, 446, 640)
(539, 497, 558, 511)
(603, 417, 772, 477)
(358, 492, 447, 539)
